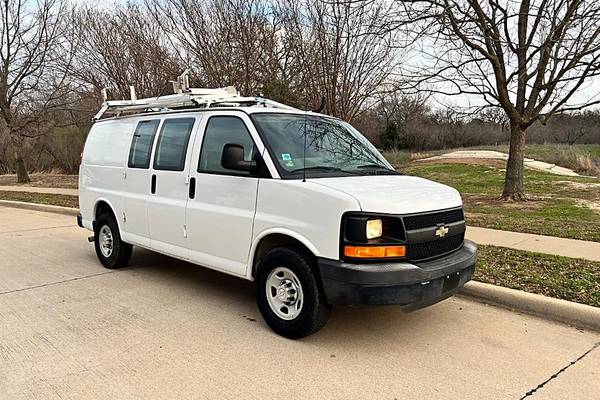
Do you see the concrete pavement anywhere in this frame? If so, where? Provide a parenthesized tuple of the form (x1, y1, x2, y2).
(0, 199, 78, 216)
(0, 206, 599, 399)
(466, 226, 600, 262)
(462, 281, 600, 331)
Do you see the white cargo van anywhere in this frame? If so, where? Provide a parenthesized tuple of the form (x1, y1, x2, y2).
(78, 87, 476, 338)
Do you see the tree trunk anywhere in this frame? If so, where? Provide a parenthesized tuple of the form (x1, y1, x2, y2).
(14, 148, 31, 184)
(501, 122, 526, 201)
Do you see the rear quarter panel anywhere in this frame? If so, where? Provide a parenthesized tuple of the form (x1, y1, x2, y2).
(79, 119, 136, 228)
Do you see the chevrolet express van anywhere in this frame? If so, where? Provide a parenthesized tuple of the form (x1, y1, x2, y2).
(78, 94, 477, 338)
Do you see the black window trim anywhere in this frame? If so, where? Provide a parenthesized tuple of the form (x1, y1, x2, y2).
(127, 119, 161, 169)
(196, 114, 271, 179)
(152, 117, 196, 172)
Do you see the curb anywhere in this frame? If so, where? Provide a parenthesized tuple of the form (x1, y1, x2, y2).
(0, 200, 79, 216)
(460, 281, 600, 332)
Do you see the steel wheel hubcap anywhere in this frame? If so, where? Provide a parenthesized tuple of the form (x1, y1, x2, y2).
(99, 225, 113, 258)
(266, 267, 304, 320)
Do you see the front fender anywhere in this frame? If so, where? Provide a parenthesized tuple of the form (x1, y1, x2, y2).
(246, 228, 321, 279)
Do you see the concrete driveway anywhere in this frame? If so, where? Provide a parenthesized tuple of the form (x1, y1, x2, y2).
(0, 207, 598, 399)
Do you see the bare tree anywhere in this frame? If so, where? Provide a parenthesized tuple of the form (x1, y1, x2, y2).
(0, 0, 73, 182)
(144, 0, 399, 119)
(398, 0, 600, 199)
(377, 92, 430, 148)
(479, 107, 510, 134)
(73, 3, 181, 100)
(548, 111, 596, 144)
(278, 0, 400, 120)
(379, 92, 431, 127)
(146, 0, 281, 96)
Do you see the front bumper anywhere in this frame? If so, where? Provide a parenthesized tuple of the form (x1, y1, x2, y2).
(318, 240, 477, 309)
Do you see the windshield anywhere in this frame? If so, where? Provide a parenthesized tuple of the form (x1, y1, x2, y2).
(252, 113, 394, 178)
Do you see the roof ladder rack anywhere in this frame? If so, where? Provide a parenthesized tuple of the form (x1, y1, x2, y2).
(93, 71, 298, 120)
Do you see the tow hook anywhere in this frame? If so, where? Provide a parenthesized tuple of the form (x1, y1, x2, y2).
(88, 236, 95, 243)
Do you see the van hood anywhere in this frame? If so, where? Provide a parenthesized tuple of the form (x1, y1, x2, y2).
(310, 175, 463, 214)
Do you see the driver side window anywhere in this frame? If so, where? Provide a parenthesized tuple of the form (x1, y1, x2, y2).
(198, 116, 256, 176)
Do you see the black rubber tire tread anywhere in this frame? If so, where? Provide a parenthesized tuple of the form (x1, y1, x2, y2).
(94, 212, 133, 269)
(256, 246, 331, 339)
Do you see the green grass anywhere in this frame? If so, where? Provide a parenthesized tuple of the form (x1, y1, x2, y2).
(0, 191, 79, 208)
(403, 163, 600, 241)
(475, 245, 600, 307)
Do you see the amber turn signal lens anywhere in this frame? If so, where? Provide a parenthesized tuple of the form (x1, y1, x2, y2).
(344, 245, 406, 258)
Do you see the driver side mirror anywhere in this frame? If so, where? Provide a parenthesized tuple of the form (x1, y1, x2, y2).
(221, 143, 257, 172)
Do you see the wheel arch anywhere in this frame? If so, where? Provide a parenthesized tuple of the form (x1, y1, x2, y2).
(248, 229, 320, 279)
(93, 197, 122, 233)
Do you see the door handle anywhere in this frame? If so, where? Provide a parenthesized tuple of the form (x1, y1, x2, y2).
(151, 174, 156, 194)
(189, 177, 196, 199)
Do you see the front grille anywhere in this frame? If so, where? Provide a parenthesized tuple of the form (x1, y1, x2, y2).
(403, 208, 464, 231)
(407, 233, 464, 261)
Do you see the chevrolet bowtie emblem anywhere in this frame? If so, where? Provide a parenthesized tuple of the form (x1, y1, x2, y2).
(435, 225, 449, 238)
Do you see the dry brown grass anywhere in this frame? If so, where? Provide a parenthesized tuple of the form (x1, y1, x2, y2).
(0, 173, 78, 189)
(410, 152, 436, 160)
(393, 144, 600, 177)
(574, 154, 598, 175)
(0, 191, 78, 208)
(522, 146, 600, 176)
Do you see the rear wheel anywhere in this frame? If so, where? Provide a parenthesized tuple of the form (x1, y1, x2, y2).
(94, 212, 132, 269)
(256, 247, 331, 339)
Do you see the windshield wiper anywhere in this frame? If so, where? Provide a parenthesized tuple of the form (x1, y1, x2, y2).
(354, 164, 400, 175)
(356, 164, 395, 171)
(290, 166, 352, 174)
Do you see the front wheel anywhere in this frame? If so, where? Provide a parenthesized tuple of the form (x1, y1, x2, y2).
(256, 247, 331, 339)
(94, 212, 132, 269)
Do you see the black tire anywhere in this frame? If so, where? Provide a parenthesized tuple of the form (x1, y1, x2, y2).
(94, 212, 132, 269)
(256, 246, 331, 339)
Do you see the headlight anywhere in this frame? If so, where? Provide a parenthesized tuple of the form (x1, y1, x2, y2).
(342, 213, 406, 261)
(366, 219, 383, 239)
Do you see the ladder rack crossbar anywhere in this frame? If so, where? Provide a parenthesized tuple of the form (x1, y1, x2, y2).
(93, 86, 298, 120)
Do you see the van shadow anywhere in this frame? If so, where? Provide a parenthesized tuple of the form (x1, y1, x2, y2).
(125, 247, 256, 305)
(121, 247, 449, 345)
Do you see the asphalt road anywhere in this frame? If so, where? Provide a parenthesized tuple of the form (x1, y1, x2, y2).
(0, 207, 598, 400)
